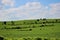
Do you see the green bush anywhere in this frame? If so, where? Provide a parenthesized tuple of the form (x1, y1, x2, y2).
(35, 37, 42, 40)
(0, 36, 4, 40)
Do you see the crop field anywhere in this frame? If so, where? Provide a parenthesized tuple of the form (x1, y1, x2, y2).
(0, 19, 60, 40)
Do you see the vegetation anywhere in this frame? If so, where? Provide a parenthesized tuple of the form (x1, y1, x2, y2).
(0, 36, 4, 40)
(0, 19, 60, 40)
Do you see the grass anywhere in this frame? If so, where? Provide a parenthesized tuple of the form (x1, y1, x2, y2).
(0, 19, 60, 40)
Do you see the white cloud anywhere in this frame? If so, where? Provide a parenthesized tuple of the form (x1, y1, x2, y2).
(0, 2, 60, 21)
(49, 3, 60, 15)
(48, 3, 60, 18)
(2, 0, 15, 7)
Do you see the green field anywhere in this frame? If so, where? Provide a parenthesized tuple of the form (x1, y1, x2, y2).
(0, 19, 60, 40)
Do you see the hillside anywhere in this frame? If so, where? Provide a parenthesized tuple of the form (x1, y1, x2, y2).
(0, 19, 60, 40)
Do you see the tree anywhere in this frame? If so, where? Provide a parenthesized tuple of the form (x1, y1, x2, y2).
(32, 25, 35, 28)
(35, 21, 37, 24)
(36, 38, 42, 40)
(29, 29, 32, 31)
(44, 39, 48, 40)
(42, 22, 46, 24)
(3, 21, 6, 25)
(12, 26, 21, 29)
(56, 19, 58, 23)
(37, 19, 40, 21)
(40, 24, 45, 27)
(23, 38, 27, 40)
(43, 18, 46, 20)
(11, 21, 14, 25)
(0, 37, 4, 40)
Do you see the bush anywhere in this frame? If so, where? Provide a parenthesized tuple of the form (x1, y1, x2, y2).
(3, 21, 6, 25)
(37, 19, 40, 21)
(35, 21, 37, 24)
(32, 25, 35, 28)
(40, 29, 41, 30)
(44, 39, 48, 40)
(0, 37, 4, 40)
(36, 38, 42, 40)
(24, 22, 26, 24)
(11, 21, 14, 25)
(42, 22, 46, 24)
(40, 24, 45, 27)
(27, 38, 31, 40)
(29, 29, 32, 31)
(12, 26, 21, 29)
(43, 18, 46, 20)
(56, 20, 58, 22)
(16, 27, 21, 29)
(23, 38, 27, 40)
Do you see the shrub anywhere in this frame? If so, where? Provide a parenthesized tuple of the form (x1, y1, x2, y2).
(56, 38, 59, 40)
(43, 18, 46, 20)
(23, 38, 27, 40)
(32, 25, 35, 28)
(35, 21, 37, 24)
(0, 37, 4, 40)
(40, 24, 45, 27)
(16, 27, 21, 29)
(46, 21, 49, 23)
(12, 26, 21, 29)
(27, 38, 31, 40)
(24, 22, 26, 24)
(36, 38, 42, 40)
(56, 20, 58, 22)
(42, 22, 46, 24)
(44, 39, 48, 40)
(11, 21, 14, 25)
(40, 29, 41, 30)
(37, 19, 40, 21)
(3, 21, 6, 25)
(4, 26, 6, 29)
(29, 29, 32, 31)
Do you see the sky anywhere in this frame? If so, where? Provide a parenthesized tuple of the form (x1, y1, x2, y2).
(0, 0, 60, 21)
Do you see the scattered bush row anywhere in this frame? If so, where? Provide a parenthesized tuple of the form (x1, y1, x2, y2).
(0, 37, 60, 40)
(3, 23, 54, 30)
(2, 19, 60, 25)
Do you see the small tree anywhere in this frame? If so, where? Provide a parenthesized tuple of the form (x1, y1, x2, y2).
(42, 22, 46, 24)
(43, 18, 46, 20)
(24, 22, 25, 24)
(29, 29, 32, 31)
(11, 21, 14, 25)
(0, 36, 4, 40)
(40, 24, 45, 27)
(36, 38, 42, 40)
(44, 39, 48, 40)
(23, 38, 27, 40)
(16, 26, 21, 29)
(37, 19, 40, 21)
(3, 21, 6, 25)
(56, 19, 58, 23)
(35, 21, 37, 24)
(32, 25, 35, 28)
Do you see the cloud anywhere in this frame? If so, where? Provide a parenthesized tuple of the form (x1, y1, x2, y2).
(49, 3, 60, 14)
(15, 2, 48, 18)
(47, 3, 60, 18)
(1, 0, 15, 7)
(0, 2, 60, 21)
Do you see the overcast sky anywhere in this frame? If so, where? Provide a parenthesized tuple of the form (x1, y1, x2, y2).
(0, 0, 60, 21)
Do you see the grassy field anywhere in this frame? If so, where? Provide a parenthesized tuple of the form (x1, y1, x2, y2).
(0, 19, 60, 40)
